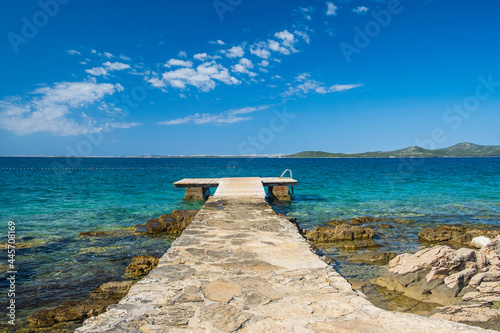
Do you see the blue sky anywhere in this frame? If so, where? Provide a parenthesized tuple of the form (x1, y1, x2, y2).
(1, 0, 499, 156)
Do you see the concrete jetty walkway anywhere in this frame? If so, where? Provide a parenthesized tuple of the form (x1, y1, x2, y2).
(77, 178, 492, 332)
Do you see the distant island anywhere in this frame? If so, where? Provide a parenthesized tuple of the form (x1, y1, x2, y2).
(286, 142, 500, 158)
(3, 142, 500, 159)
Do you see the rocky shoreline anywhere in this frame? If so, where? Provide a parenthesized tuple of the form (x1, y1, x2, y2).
(21, 255, 161, 332)
(14, 209, 500, 332)
(14, 209, 200, 333)
(302, 216, 500, 331)
(373, 237, 500, 330)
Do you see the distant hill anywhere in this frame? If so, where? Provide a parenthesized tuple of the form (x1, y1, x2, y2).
(286, 143, 500, 158)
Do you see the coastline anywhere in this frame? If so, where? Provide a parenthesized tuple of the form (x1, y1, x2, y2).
(2, 157, 499, 331)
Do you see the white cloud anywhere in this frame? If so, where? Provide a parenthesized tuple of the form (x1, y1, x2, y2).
(326, 2, 338, 16)
(0, 81, 126, 136)
(194, 53, 208, 61)
(275, 30, 296, 50)
(178, 51, 187, 58)
(239, 58, 253, 68)
(165, 59, 193, 68)
(67, 50, 81, 55)
(225, 46, 245, 58)
(231, 58, 257, 77)
(86, 62, 131, 76)
(268, 40, 290, 55)
(103, 61, 131, 71)
(353, 6, 369, 14)
(250, 30, 301, 59)
(297, 7, 313, 21)
(259, 60, 269, 67)
(209, 39, 226, 45)
(119, 55, 131, 61)
(193, 53, 221, 61)
(283, 74, 362, 97)
(294, 30, 310, 44)
(86, 67, 108, 76)
(150, 60, 240, 92)
(107, 122, 140, 129)
(159, 105, 272, 126)
(147, 77, 167, 89)
(250, 42, 272, 59)
(91, 49, 97, 54)
(103, 52, 114, 58)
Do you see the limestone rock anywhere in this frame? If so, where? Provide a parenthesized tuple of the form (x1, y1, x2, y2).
(171, 210, 198, 231)
(27, 281, 134, 328)
(78, 229, 134, 238)
(306, 224, 376, 242)
(145, 210, 199, 235)
(342, 240, 380, 250)
(430, 294, 500, 331)
(133, 224, 147, 234)
(373, 236, 500, 329)
(350, 216, 376, 224)
(418, 227, 471, 246)
(89, 281, 135, 300)
(124, 255, 160, 279)
(202, 281, 242, 303)
(419, 225, 500, 246)
(349, 252, 397, 265)
(327, 219, 345, 226)
(268, 186, 291, 201)
(471, 236, 492, 249)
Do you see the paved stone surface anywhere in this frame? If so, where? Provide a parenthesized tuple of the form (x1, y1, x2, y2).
(77, 193, 494, 332)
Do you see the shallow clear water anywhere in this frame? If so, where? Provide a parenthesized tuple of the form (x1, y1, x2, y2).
(1, 157, 499, 324)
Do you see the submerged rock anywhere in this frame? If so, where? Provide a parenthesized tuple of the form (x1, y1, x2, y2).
(133, 224, 147, 234)
(373, 236, 500, 330)
(27, 281, 135, 328)
(349, 251, 397, 265)
(418, 227, 471, 246)
(327, 219, 345, 226)
(350, 216, 376, 224)
(146, 210, 199, 235)
(124, 255, 160, 279)
(342, 240, 380, 251)
(78, 229, 134, 238)
(418, 225, 500, 247)
(306, 224, 375, 242)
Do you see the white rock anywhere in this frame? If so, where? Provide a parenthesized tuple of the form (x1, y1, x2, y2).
(470, 236, 491, 249)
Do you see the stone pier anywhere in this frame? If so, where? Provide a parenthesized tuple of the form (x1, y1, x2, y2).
(76, 178, 493, 332)
(174, 177, 297, 201)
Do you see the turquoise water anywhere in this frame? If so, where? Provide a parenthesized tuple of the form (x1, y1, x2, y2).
(1, 157, 500, 325)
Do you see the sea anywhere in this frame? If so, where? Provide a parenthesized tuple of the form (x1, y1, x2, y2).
(1, 156, 500, 328)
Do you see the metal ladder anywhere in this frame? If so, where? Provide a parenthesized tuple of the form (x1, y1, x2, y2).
(279, 169, 294, 194)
